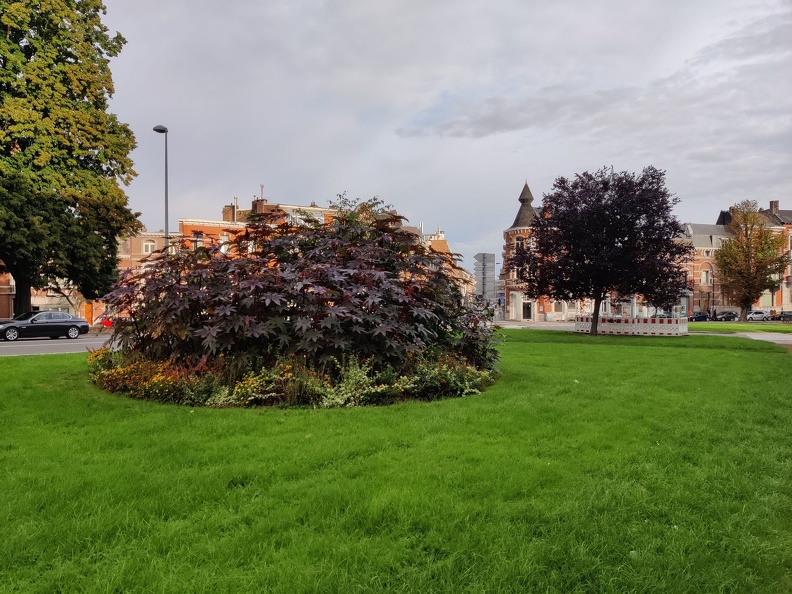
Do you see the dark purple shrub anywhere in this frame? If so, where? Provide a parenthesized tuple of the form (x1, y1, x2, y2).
(104, 197, 498, 385)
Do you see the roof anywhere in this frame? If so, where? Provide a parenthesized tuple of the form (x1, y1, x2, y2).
(686, 223, 729, 236)
(507, 182, 541, 230)
(427, 239, 451, 254)
(716, 208, 777, 226)
(771, 210, 792, 225)
(683, 223, 731, 248)
(400, 225, 422, 236)
(715, 210, 731, 226)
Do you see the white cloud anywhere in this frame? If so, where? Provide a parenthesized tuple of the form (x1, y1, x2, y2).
(102, 0, 792, 266)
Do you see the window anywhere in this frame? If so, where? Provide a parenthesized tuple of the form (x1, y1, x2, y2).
(515, 236, 525, 250)
(143, 240, 156, 254)
(192, 232, 204, 249)
(287, 212, 316, 226)
(219, 233, 230, 254)
(701, 269, 712, 286)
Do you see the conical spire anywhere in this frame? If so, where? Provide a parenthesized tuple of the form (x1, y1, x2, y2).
(508, 181, 537, 229)
(518, 181, 534, 204)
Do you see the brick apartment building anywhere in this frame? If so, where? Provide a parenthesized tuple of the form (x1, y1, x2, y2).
(0, 196, 468, 321)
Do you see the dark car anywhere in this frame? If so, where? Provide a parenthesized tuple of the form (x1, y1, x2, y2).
(715, 311, 739, 321)
(688, 312, 710, 322)
(777, 311, 792, 322)
(0, 311, 90, 341)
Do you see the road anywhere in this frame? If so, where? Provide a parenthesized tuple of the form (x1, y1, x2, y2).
(2, 322, 790, 356)
(0, 335, 110, 357)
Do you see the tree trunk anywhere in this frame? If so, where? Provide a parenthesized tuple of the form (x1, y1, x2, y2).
(590, 295, 603, 336)
(12, 275, 32, 315)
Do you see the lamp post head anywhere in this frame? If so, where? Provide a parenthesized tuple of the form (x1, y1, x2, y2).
(153, 125, 168, 134)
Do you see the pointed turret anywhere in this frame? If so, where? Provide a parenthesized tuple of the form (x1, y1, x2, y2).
(508, 181, 538, 230)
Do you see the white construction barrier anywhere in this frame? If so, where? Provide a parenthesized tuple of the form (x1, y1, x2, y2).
(575, 316, 688, 336)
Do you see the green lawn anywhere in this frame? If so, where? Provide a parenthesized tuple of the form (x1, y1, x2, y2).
(688, 321, 792, 334)
(2, 331, 791, 592)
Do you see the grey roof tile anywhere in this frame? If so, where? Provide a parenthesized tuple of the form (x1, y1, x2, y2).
(773, 210, 792, 224)
(508, 182, 540, 230)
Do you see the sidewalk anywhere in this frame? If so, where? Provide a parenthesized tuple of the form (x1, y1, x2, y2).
(495, 319, 576, 331)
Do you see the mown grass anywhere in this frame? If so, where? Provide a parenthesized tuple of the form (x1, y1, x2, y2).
(688, 321, 792, 334)
(1, 331, 791, 592)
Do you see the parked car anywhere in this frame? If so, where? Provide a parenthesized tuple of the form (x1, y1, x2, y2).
(746, 310, 770, 321)
(777, 311, 792, 322)
(688, 312, 710, 322)
(0, 311, 89, 341)
(715, 311, 739, 321)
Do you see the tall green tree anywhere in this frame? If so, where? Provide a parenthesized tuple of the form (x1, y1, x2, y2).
(715, 200, 788, 321)
(0, 0, 139, 313)
(510, 166, 692, 336)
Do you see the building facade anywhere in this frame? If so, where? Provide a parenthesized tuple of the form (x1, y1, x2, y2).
(682, 201, 792, 315)
(680, 223, 729, 315)
(763, 201, 792, 311)
(500, 185, 792, 321)
(0, 272, 14, 319)
(499, 182, 571, 321)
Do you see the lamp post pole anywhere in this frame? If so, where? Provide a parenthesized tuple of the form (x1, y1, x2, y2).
(153, 125, 169, 249)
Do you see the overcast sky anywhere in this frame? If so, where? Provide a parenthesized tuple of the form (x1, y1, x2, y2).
(102, 0, 791, 267)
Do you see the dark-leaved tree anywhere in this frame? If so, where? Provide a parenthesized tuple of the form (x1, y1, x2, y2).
(104, 198, 498, 379)
(510, 166, 693, 336)
(0, 1, 139, 313)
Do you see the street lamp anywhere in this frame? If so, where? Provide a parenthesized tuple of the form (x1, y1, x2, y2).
(153, 125, 169, 249)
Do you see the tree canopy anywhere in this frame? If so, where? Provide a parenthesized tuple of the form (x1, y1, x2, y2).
(715, 200, 788, 320)
(510, 166, 692, 335)
(0, 0, 139, 313)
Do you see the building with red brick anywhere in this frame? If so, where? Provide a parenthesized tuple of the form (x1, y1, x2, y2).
(500, 182, 579, 321)
(499, 184, 792, 321)
(0, 273, 13, 319)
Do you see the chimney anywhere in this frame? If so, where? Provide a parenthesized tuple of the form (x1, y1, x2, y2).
(252, 199, 266, 214)
(770, 200, 779, 215)
(222, 204, 235, 222)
